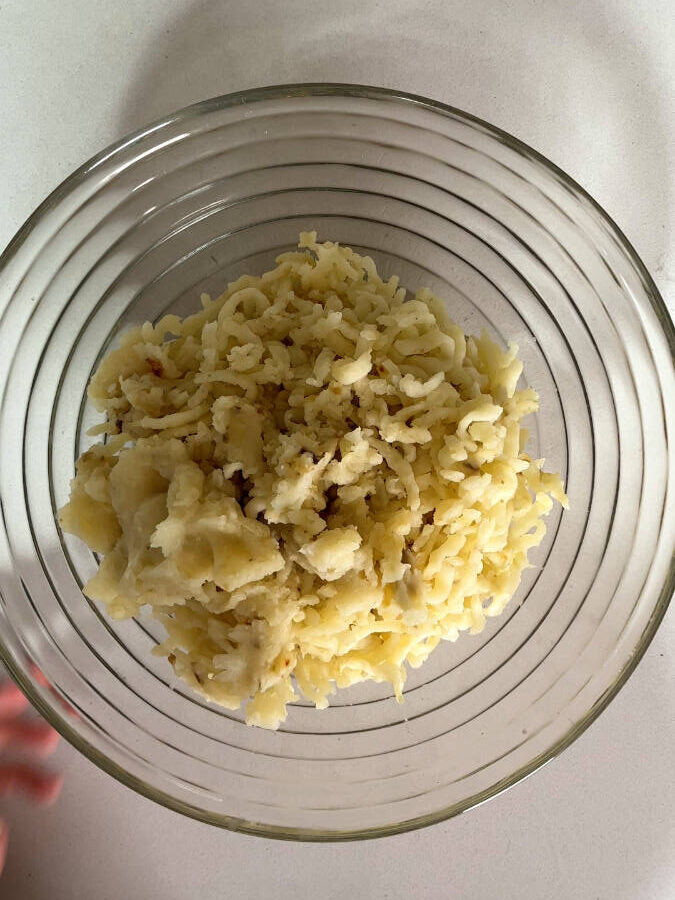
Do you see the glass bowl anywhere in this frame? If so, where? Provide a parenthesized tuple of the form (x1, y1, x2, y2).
(0, 84, 672, 840)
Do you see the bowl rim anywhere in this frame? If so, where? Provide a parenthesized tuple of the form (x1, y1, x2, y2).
(0, 82, 673, 841)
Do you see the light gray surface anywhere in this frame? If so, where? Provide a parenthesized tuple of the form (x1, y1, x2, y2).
(0, 1, 673, 898)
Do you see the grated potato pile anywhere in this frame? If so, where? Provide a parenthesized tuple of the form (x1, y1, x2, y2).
(59, 234, 567, 728)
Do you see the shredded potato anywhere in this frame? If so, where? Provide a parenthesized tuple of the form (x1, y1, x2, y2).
(59, 234, 567, 728)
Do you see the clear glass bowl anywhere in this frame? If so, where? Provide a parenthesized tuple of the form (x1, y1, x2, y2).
(0, 84, 672, 840)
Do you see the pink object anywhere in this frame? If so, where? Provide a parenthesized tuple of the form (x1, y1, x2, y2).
(0, 680, 62, 875)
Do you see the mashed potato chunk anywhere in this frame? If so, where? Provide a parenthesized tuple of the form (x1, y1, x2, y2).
(59, 234, 567, 728)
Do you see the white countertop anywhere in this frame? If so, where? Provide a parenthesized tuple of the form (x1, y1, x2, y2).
(0, 1, 673, 897)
